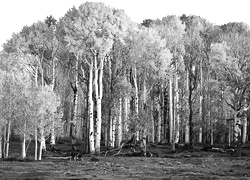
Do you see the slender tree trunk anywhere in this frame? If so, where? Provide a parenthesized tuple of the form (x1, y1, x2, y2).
(157, 100, 161, 143)
(242, 114, 247, 144)
(123, 97, 129, 141)
(88, 59, 95, 154)
(107, 58, 112, 148)
(234, 111, 241, 143)
(50, 58, 56, 146)
(169, 78, 175, 151)
(151, 95, 155, 143)
(22, 135, 26, 159)
(0, 128, 2, 158)
(3, 126, 6, 158)
(22, 120, 27, 158)
(104, 122, 108, 148)
(175, 75, 180, 144)
(199, 59, 203, 144)
(34, 125, 37, 160)
(34, 65, 38, 160)
(39, 127, 45, 160)
(185, 70, 190, 144)
(50, 121, 55, 147)
(5, 121, 11, 158)
(242, 99, 248, 144)
(188, 70, 193, 148)
(110, 115, 116, 148)
(228, 121, 231, 146)
(133, 68, 139, 142)
(117, 98, 122, 147)
(95, 56, 104, 154)
(70, 55, 79, 139)
(210, 110, 213, 145)
(6, 81, 11, 158)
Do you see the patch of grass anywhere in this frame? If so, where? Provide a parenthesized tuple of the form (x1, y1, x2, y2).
(1, 156, 34, 162)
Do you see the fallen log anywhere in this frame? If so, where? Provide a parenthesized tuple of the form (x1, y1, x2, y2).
(47, 156, 71, 160)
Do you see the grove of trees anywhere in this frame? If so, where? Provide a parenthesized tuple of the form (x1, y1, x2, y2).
(1, 2, 250, 159)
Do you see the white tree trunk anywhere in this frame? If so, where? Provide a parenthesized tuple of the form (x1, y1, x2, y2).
(157, 101, 161, 143)
(50, 121, 55, 146)
(175, 76, 180, 144)
(22, 135, 26, 159)
(199, 127, 202, 144)
(242, 115, 247, 144)
(117, 98, 122, 147)
(199, 59, 203, 144)
(88, 59, 95, 154)
(151, 99, 155, 143)
(110, 115, 116, 148)
(133, 68, 139, 142)
(95, 98, 102, 153)
(109, 115, 113, 148)
(210, 110, 213, 145)
(39, 128, 45, 160)
(123, 97, 129, 141)
(169, 78, 174, 149)
(185, 124, 190, 144)
(185, 70, 190, 144)
(22, 120, 27, 158)
(94, 56, 104, 154)
(34, 66, 38, 160)
(5, 122, 11, 158)
(50, 58, 56, 146)
(35, 125, 38, 160)
(71, 55, 79, 138)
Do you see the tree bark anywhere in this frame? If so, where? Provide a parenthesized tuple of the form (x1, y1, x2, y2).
(22, 120, 27, 158)
(88, 59, 95, 154)
(117, 98, 122, 147)
(199, 59, 203, 144)
(169, 78, 175, 151)
(242, 114, 247, 144)
(34, 65, 38, 160)
(157, 99, 161, 143)
(110, 115, 116, 148)
(188, 70, 193, 147)
(34, 125, 38, 160)
(38, 127, 45, 160)
(151, 95, 155, 143)
(50, 57, 56, 146)
(174, 75, 180, 144)
(123, 97, 129, 141)
(0, 128, 2, 158)
(3, 126, 6, 158)
(22, 135, 26, 159)
(185, 70, 190, 144)
(70, 55, 79, 138)
(5, 121, 11, 158)
(210, 110, 213, 145)
(94, 55, 104, 154)
(132, 67, 139, 142)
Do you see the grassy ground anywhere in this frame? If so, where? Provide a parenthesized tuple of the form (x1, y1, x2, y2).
(1, 140, 250, 179)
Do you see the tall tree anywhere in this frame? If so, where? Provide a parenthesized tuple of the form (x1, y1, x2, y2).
(61, 2, 131, 153)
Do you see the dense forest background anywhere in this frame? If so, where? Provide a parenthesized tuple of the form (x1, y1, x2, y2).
(0, 2, 250, 160)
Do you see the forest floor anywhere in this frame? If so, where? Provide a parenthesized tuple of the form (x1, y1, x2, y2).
(1, 140, 250, 179)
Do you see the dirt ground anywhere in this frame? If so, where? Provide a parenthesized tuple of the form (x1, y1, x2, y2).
(1, 141, 250, 179)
